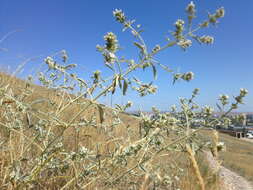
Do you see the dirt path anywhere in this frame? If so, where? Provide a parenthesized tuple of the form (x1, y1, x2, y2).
(205, 151, 253, 190)
(242, 138, 253, 143)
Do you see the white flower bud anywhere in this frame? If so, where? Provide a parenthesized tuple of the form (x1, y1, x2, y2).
(182, 71, 194, 81)
(113, 9, 126, 23)
(240, 88, 248, 97)
(186, 1, 196, 15)
(177, 39, 192, 49)
(199, 35, 214, 44)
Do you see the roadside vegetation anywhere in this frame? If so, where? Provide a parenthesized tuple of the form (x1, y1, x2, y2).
(0, 2, 250, 190)
(0, 72, 222, 190)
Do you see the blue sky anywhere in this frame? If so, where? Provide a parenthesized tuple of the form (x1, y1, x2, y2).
(1, 0, 252, 111)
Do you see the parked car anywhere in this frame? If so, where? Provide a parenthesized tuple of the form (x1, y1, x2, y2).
(246, 132, 253, 139)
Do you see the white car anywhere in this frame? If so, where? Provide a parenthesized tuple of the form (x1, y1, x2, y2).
(246, 133, 253, 139)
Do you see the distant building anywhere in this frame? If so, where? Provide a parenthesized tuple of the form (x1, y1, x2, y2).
(246, 114, 253, 126)
(246, 114, 253, 121)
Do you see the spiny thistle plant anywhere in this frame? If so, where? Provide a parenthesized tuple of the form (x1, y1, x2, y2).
(0, 2, 248, 190)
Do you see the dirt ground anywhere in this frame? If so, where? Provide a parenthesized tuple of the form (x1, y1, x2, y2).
(205, 151, 253, 190)
(242, 138, 253, 143)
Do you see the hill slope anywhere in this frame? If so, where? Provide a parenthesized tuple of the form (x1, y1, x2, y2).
(1, 72, 252, 190)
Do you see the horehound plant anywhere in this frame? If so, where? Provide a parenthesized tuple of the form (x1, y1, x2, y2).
(0, 2, 248, 190)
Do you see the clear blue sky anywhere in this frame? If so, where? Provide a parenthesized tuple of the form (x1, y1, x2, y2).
(1, 0, 252, 111)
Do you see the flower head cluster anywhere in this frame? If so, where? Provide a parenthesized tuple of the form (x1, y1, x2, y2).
(113, 9, 126, 24)
(219, 94, 229, 105)
(199, 21, 209, 28)
(216, 7, 225, 18)
(182, 71, 194, 81)
(97, 32, 119, 64)
(113, 143, 143, 165)
(152, 45, 161, 53)
(104, 32, 119, 53)
(231, 103, 238, 109)
(234, 88, 248, 104)
(61, 50, 68, 63)
(177, 39, 192, 49)
(126, 101, 133, 108)
(173, 71, 195, 83)
(240, 88, 248, 97)
(44, 56, 71, 73)
(186, 1, 196, 22)
(133, 83, 157, 97)
(66, 146, 93, 161)
(209, 7, 225, 24)
(199, 35, 214, 44)
(186, 1, 196, 16)
(92, 70, 101, 83)
(173, 19, 185, 40)
(103, 51, 116, 64)
(203, 106, 214, 117)
(193, 88, 200, 95)
(44, 56, 56, 69)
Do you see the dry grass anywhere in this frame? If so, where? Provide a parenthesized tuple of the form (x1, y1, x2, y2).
(201, 130, 253, 182)
(0, 72, 222, 189)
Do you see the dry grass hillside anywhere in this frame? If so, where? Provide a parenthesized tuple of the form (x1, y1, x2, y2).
(0, 72, 230, 190)
(201, 130, 253, 183)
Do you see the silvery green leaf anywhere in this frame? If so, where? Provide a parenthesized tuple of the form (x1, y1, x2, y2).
(118, 77, 122, 89)
(133, 42, 144, 52)
(97, 105, 104, 124)
(152, 64, 157, 80)
(123, 79, 128, 95)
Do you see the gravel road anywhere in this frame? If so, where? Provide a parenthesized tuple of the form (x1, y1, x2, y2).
(205, 151, 253, 190)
